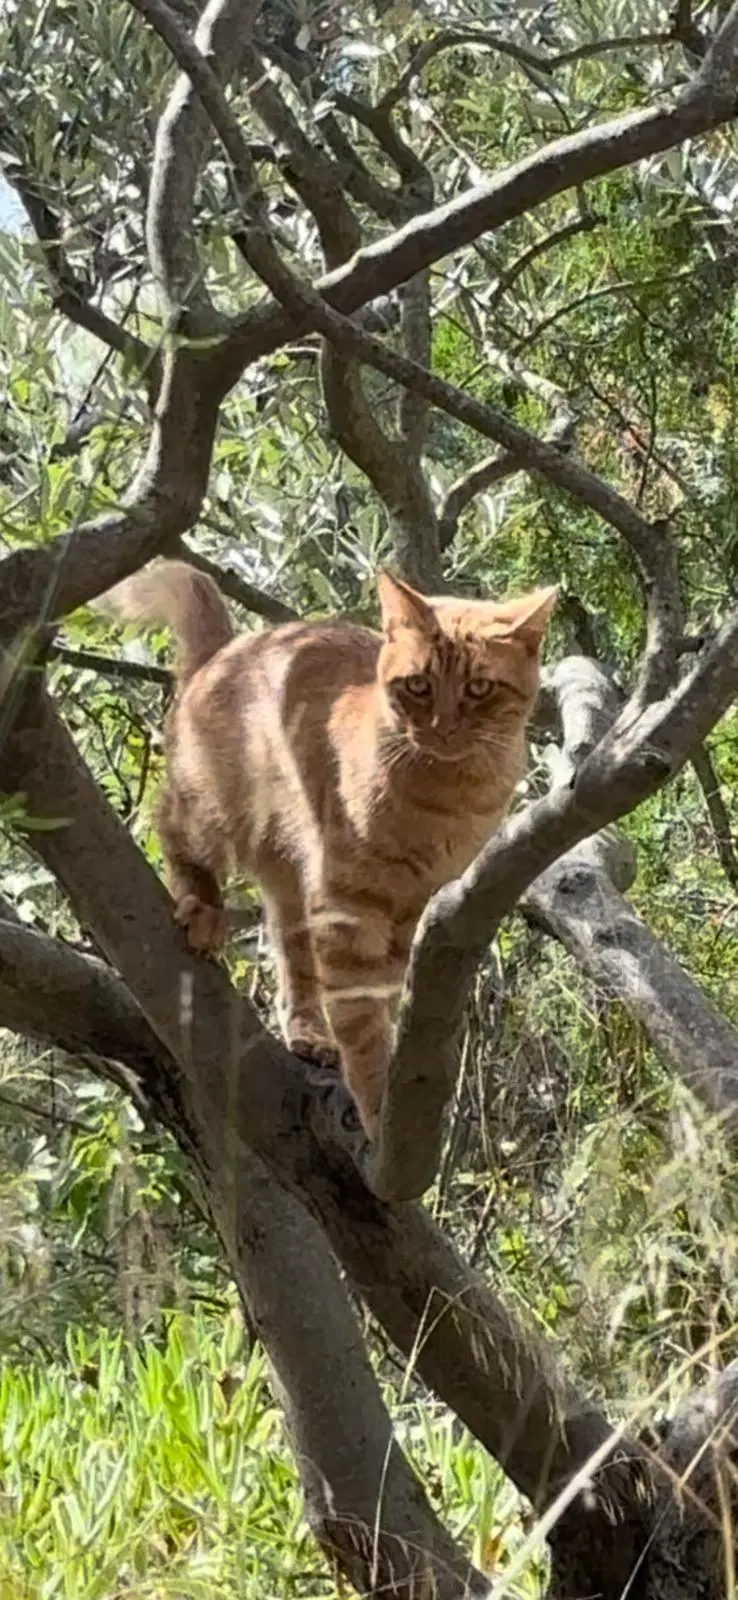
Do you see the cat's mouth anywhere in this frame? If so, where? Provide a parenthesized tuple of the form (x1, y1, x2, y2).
(409, 734, 472, 764)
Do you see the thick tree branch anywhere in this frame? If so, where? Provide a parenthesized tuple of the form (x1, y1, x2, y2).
(236, 34, 438, 584)
(369, 606, 738, 1201)
(0, 853, 647, 1599)
(538, 655, 623, 768)
(523, 658, 738, 1123)
(211, 1152, 486, 1598)
(241, 42, 442, 588)
(4, 883, 735, 1595)
(526, 843, 738, 1122)
(0, 915, 171, 1116)
(0, 916, 481, 1597)
(137, 0, 264, 329)
(672, 0, 710, 60)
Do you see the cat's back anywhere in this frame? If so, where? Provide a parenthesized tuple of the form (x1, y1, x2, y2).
(171, 616, 379, 848)
(185, 616, 379, 718)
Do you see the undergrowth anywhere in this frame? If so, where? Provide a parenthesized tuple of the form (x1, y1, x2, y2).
(0, 1311, 546, 1599)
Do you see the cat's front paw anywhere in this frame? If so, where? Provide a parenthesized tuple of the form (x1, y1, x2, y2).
(174, 894, 228, 955)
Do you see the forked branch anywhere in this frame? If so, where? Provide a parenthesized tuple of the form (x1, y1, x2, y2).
(0, 919, 482, 1600)
(0, 816, 646, 1599)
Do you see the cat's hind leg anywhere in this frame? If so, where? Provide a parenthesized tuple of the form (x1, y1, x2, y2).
(157, 786, 229, 955)
(259, 857, 338, 1069)
(307, 889, 401, 1137)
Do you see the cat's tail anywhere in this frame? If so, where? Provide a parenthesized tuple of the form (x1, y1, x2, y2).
(100, 559, 233, 687)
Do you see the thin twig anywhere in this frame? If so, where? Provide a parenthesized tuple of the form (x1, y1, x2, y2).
(49, 643, 172, 687)
(691, 743, 738, 890)
(377, 27, 675, 114)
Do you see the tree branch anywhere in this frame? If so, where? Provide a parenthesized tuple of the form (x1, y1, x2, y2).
(0, 132, 154, 376)
(1, 675, 656, 1595)
(50, 644, 172, 687)
(0, 344, 224, 642)
(248, 46, 438, 592)
(483, 211, 601, 315)
(137, 0, 264, 330)
(523, 658, 738, 1124)
(234, 274, 679, 666)
(0, 840, 647, 1599)
(377, 27, 675, 114)
(211, 1150, 486, 1598)
(240, 41, 359, 269)
(397, 272, 433, 453)
(4, 879, 735, 1594)
(4, 6, 738, 634)
(526, 840, 738, 1123)
(0, 914, 172, 1116)
(0, 912, 482, 1597)
(438, 364, 576, 549)
(238, 34, 437, 582)
(0, 1, 273, 644)
(241, 39, 441, 586)
(139, 11, 684, 611)
(175, 539, 299, 623)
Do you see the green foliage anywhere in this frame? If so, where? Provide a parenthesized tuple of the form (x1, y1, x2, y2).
(0, 1316, 546, 1597)
(0, 1315, 320, 1598)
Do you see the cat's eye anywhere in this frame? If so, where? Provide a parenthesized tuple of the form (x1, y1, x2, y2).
(403, 673, 432, 698)
(466, 676, 495, 700)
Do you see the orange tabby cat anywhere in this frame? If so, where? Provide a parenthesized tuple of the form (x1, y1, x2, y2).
(106, 561, 555, 1135)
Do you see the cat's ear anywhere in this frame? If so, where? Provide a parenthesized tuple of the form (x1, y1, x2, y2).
(376, 571, 434, 637)
(493, 586, 558, 652)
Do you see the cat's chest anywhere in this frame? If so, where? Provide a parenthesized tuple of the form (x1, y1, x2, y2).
(367, 785, 500, 884)
(337, 748, 512, 876)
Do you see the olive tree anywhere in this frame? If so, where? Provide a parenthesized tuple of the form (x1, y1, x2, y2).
(2, 1, 738, 1594)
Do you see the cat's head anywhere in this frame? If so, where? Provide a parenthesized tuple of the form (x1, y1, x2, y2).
(376, 571, 557, 763)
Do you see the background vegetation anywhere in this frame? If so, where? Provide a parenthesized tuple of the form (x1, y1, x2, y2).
(1, 0, 738, 1593)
